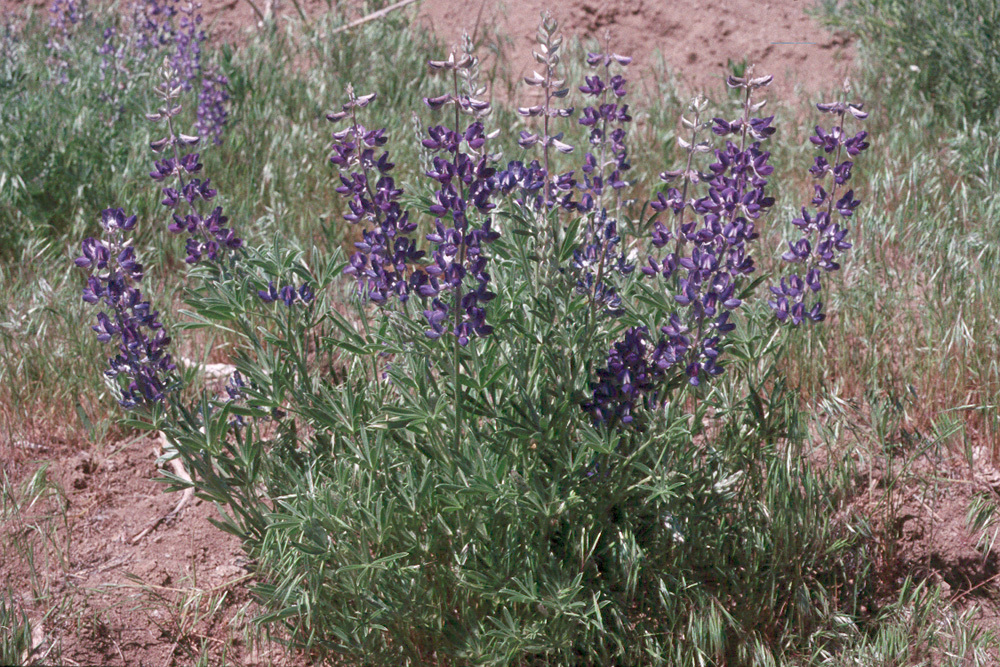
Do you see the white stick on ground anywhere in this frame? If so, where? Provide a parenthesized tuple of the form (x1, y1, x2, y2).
(331, 0, 418, 35)
(128, 434, 195, 545)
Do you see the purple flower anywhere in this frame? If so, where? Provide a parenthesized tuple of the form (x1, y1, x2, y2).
(196, 66, 229, 144)
(76, 208, 176, 409)
(148, 64, 240, 264)
(572, 47, 633, 213)
(328, 89, 425, 304)
(258, 281, 314, 307)
(771, 91, 870, 325)
(583, 327, 663, 427)
(419, 138, 501, 342)
(593, 74, 777, 426)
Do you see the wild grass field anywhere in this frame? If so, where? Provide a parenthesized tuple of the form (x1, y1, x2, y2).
(1, 0, 999, 664)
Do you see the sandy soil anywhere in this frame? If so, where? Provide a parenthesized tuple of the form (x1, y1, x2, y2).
(3, 434, 300, 666)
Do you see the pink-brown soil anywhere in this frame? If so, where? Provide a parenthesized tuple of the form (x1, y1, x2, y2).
(3, 435, 300, 666)
(3, 0, 855, 99)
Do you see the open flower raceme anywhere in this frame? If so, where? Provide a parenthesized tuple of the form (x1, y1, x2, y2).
(328, 57, 503, 345)
(574, 47, 633, 213)
(76, 208, 176, 409)
(148, 61, 241, 264)
(770, 87, 870, 325)
(589, 73, 784, 427)
(327, 89, 426, 304)
(418, 114, 501, 344)
(417, 46, 503, 345)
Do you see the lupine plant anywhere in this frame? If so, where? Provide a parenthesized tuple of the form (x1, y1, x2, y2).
(49, 0, 230, 139)
(75, 205, 176, 408)
(770, 90, 869, 325)
(77, 14, 878, 666)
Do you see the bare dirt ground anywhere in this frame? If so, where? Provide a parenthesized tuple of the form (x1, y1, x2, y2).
(2, 0, 999, 665)
(2, 0, 855, 99)
(3, 434, 300, 666)
(418, 0, 854, 100)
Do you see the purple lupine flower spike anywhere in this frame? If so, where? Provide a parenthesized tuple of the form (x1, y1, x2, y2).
(573, 36, 633, 214)
(77, 208, 176, 409)
(771, 79, 869, 325)
(148, 61, 240, 265)
(328, 85, 424, 305)
(416, 44, 501, 345)
(591, 69, 778, 427)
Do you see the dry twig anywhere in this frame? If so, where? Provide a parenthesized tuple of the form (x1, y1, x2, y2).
(331, 0, 418, 35)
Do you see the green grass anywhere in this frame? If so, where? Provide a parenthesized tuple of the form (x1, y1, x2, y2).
(814, 0, 1000, 124)
(0, 593, 33, 667)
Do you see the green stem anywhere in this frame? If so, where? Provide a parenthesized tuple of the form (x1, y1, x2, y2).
(451, 68, 465, 455)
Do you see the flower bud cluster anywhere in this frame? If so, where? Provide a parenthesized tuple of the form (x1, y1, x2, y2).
(516, 13, 578, 213)
(97, 26, 119, 78)
(329, 88, 426, 304)
(76, 208, 176, 408)
(426, 33, 493, 121)
(149, 61, 241, 264)
(257, 280, 315, 307)
(168, 1, 229, 142)
(770, 92, 869, 325)
(653, 95, 712, 218)
(517, 14, 574, 153)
